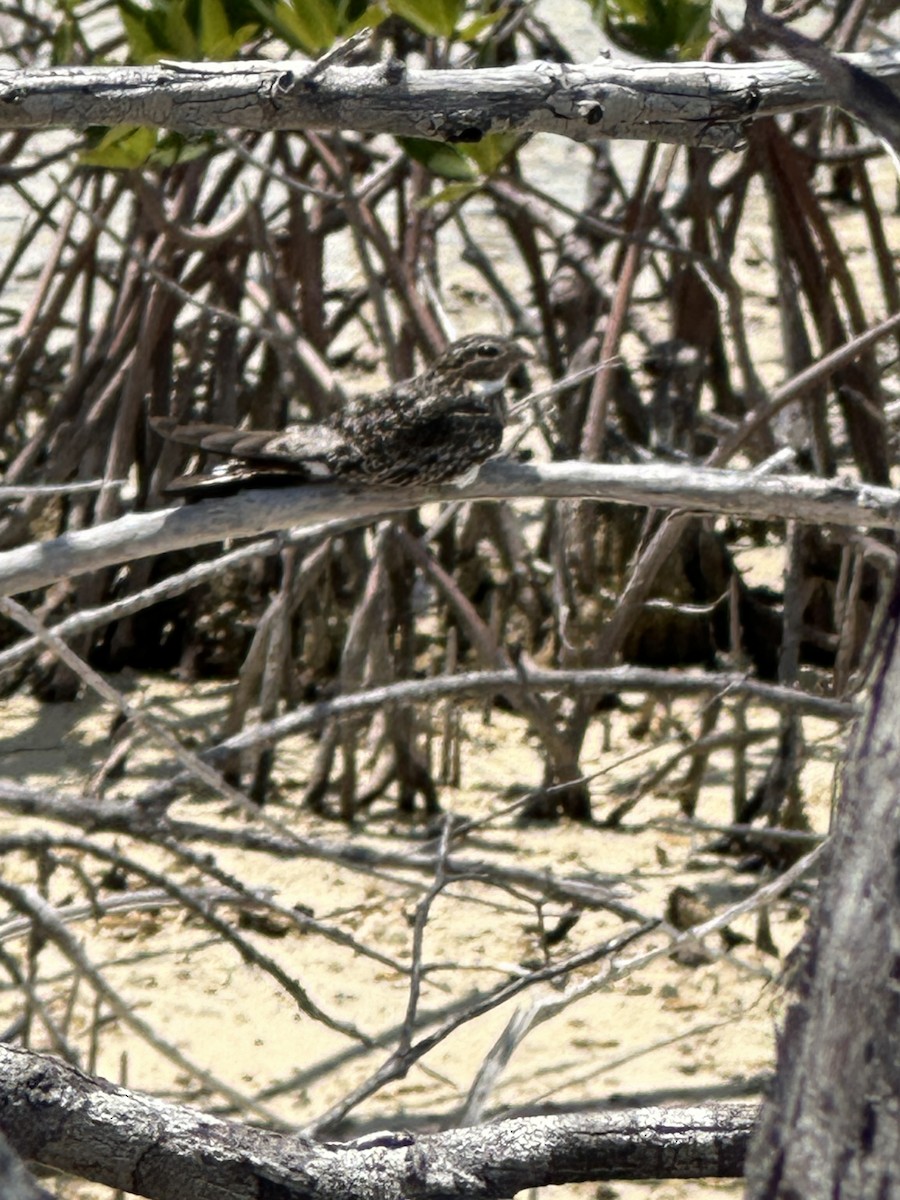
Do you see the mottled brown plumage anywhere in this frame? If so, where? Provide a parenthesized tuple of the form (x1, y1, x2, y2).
(152, 334, 530, 495)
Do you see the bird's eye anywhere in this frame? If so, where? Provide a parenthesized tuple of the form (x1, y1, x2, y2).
(478, 343, 501, 357)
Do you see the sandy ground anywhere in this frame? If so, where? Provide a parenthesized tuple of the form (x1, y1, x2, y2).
(0, 664, 843, 1200)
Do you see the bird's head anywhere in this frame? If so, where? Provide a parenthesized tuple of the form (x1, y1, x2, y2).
(427, 334, 532, 385)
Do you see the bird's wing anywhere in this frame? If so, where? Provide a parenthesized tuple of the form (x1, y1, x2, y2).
(162, 465, 319, 499)
(259, 424, 353, 470)
(151, 417, 351, 473)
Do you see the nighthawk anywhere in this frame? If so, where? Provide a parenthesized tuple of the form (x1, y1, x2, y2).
(151, 334, 530, 496)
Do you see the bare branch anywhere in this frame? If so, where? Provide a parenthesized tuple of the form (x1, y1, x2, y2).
(0, 1042, 753, 1197)
(0, 460, 898, 597)
(1, 52, 899, 148)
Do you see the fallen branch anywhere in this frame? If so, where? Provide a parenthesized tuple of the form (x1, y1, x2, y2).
(0, 1043, 754, 1198)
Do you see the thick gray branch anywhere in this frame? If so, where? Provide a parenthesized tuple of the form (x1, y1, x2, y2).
(0, 50, 898, 148)
(0, 1044, 754, 1198)
(0, 459, 897, 597)
(744, 567, 900, 1195)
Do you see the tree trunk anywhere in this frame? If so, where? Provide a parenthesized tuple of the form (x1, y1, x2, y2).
(744, 567, 900, 1198)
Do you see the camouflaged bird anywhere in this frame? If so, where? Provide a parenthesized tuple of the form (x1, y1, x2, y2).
(152, 334, 530, 496)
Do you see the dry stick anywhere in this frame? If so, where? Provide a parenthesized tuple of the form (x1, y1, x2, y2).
(746, 0, 900, 157)
(0, 481, 125, 499)
(328, 136, 398, 376)
(132, 169, 251, 250)
(245, 572, 291, 802)
(566, 142, 676, 677)
(0, 157, 77, 296)
(77, 834, 364, 1039)
(394, 525, 581, 781)
(513, 1015, 760, 1117)
(590, 309, 900, 669)
(652, 815, 823, 849)
(303, 919, 658, 1137)
(833, 544, 865, 695)
(0, 878, 288, 1126)
(0, 534, 284, 675)
(204, 666, 853, 763)
(0, 830, 409, 979)
(588, 140, 854, 676)
(461, 840, 825, 1125)
(844, 115, 900, 364)
(589, 206, 900, 674)
(302, 532, 391, 815)
(0, 943, 77, 1063)
(7, 272, 141, 490)
(74, 830, 382, 1037)
(0, 514, 370, 676)
(454, 211, 530, 332)
(158, 835, 411, 979)
(670, 696, 728, 820)
(710, 270, 900, 467)
(223, 582, 290, 759)
(604, 721, 778, 827)
(3, 174, 111, 425)
(309, 131, 439, 362)
(55, 949, 86, 1060)
(396, 825, 454, 1059)
(765, 126, 887, 481)
(580, 142, 673, 461)
(0, 885, 272, 943)
(54, 175, 295, 347)
(221, 130, 338, 203)
(0, 772, 640, 920)
(0, 596, 369, 1046)
(0, 666, 840, 890)
(256, 925, 639, 1107)
(99, 230, 183, 525)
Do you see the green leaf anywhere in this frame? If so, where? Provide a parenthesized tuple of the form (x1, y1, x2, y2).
(594, 0, 710, 60)
(117, 0, 258, 62)
(242, 0, 303, 47)
(163, 0, 198, 58)
(286, 0, 339, 51)
(118, 0, 169, 62)
(199, 0, 230, 54)
(461, 131, 518, 175)
(150, 130, 218, 164)
(387, 0, 463, 38)
(335, 0, 376, 26)
(340, 2, 385, 37)
(418, 180, 478, 207)
(456, 8, 504, 42)
(80, 124, 158, 167)
(399, 136, 478, 181)
(241, 0, 380, 52)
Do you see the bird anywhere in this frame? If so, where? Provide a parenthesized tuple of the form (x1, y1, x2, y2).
(151, 334, 530, 496)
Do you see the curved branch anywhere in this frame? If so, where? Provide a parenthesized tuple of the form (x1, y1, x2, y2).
(0, 459, 897, 596)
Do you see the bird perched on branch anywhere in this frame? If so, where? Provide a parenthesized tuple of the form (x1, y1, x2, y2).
(151, 334, 530, 496)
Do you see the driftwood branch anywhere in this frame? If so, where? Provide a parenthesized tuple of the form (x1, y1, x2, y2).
(0, 51, 899, 148)
(0, 459, 898, 597)
(0, 1044, 754, 1198)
